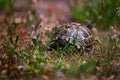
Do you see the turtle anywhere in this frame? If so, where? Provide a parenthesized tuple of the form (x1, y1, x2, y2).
(49, 22, 97, 50)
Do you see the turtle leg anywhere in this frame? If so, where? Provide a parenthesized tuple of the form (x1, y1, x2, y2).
(48, 40, 58, 50)
(94, 37, 103, 54)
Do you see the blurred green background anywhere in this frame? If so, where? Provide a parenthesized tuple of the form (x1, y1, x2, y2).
(0, 0, 15, 11)
(71, 0, 120, 30)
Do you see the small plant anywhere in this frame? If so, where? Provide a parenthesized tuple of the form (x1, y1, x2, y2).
(1, 23, 23, 61)
(7, 26, 19, 47)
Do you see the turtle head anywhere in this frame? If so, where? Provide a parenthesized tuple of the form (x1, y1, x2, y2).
(89, 26, 101, 44)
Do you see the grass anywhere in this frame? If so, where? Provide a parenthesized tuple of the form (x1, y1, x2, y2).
(1, 23, 120, 79)
(0, 13, 120, 79)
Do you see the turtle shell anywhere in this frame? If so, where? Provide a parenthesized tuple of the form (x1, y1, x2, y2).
(51, 22, 95, 49)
